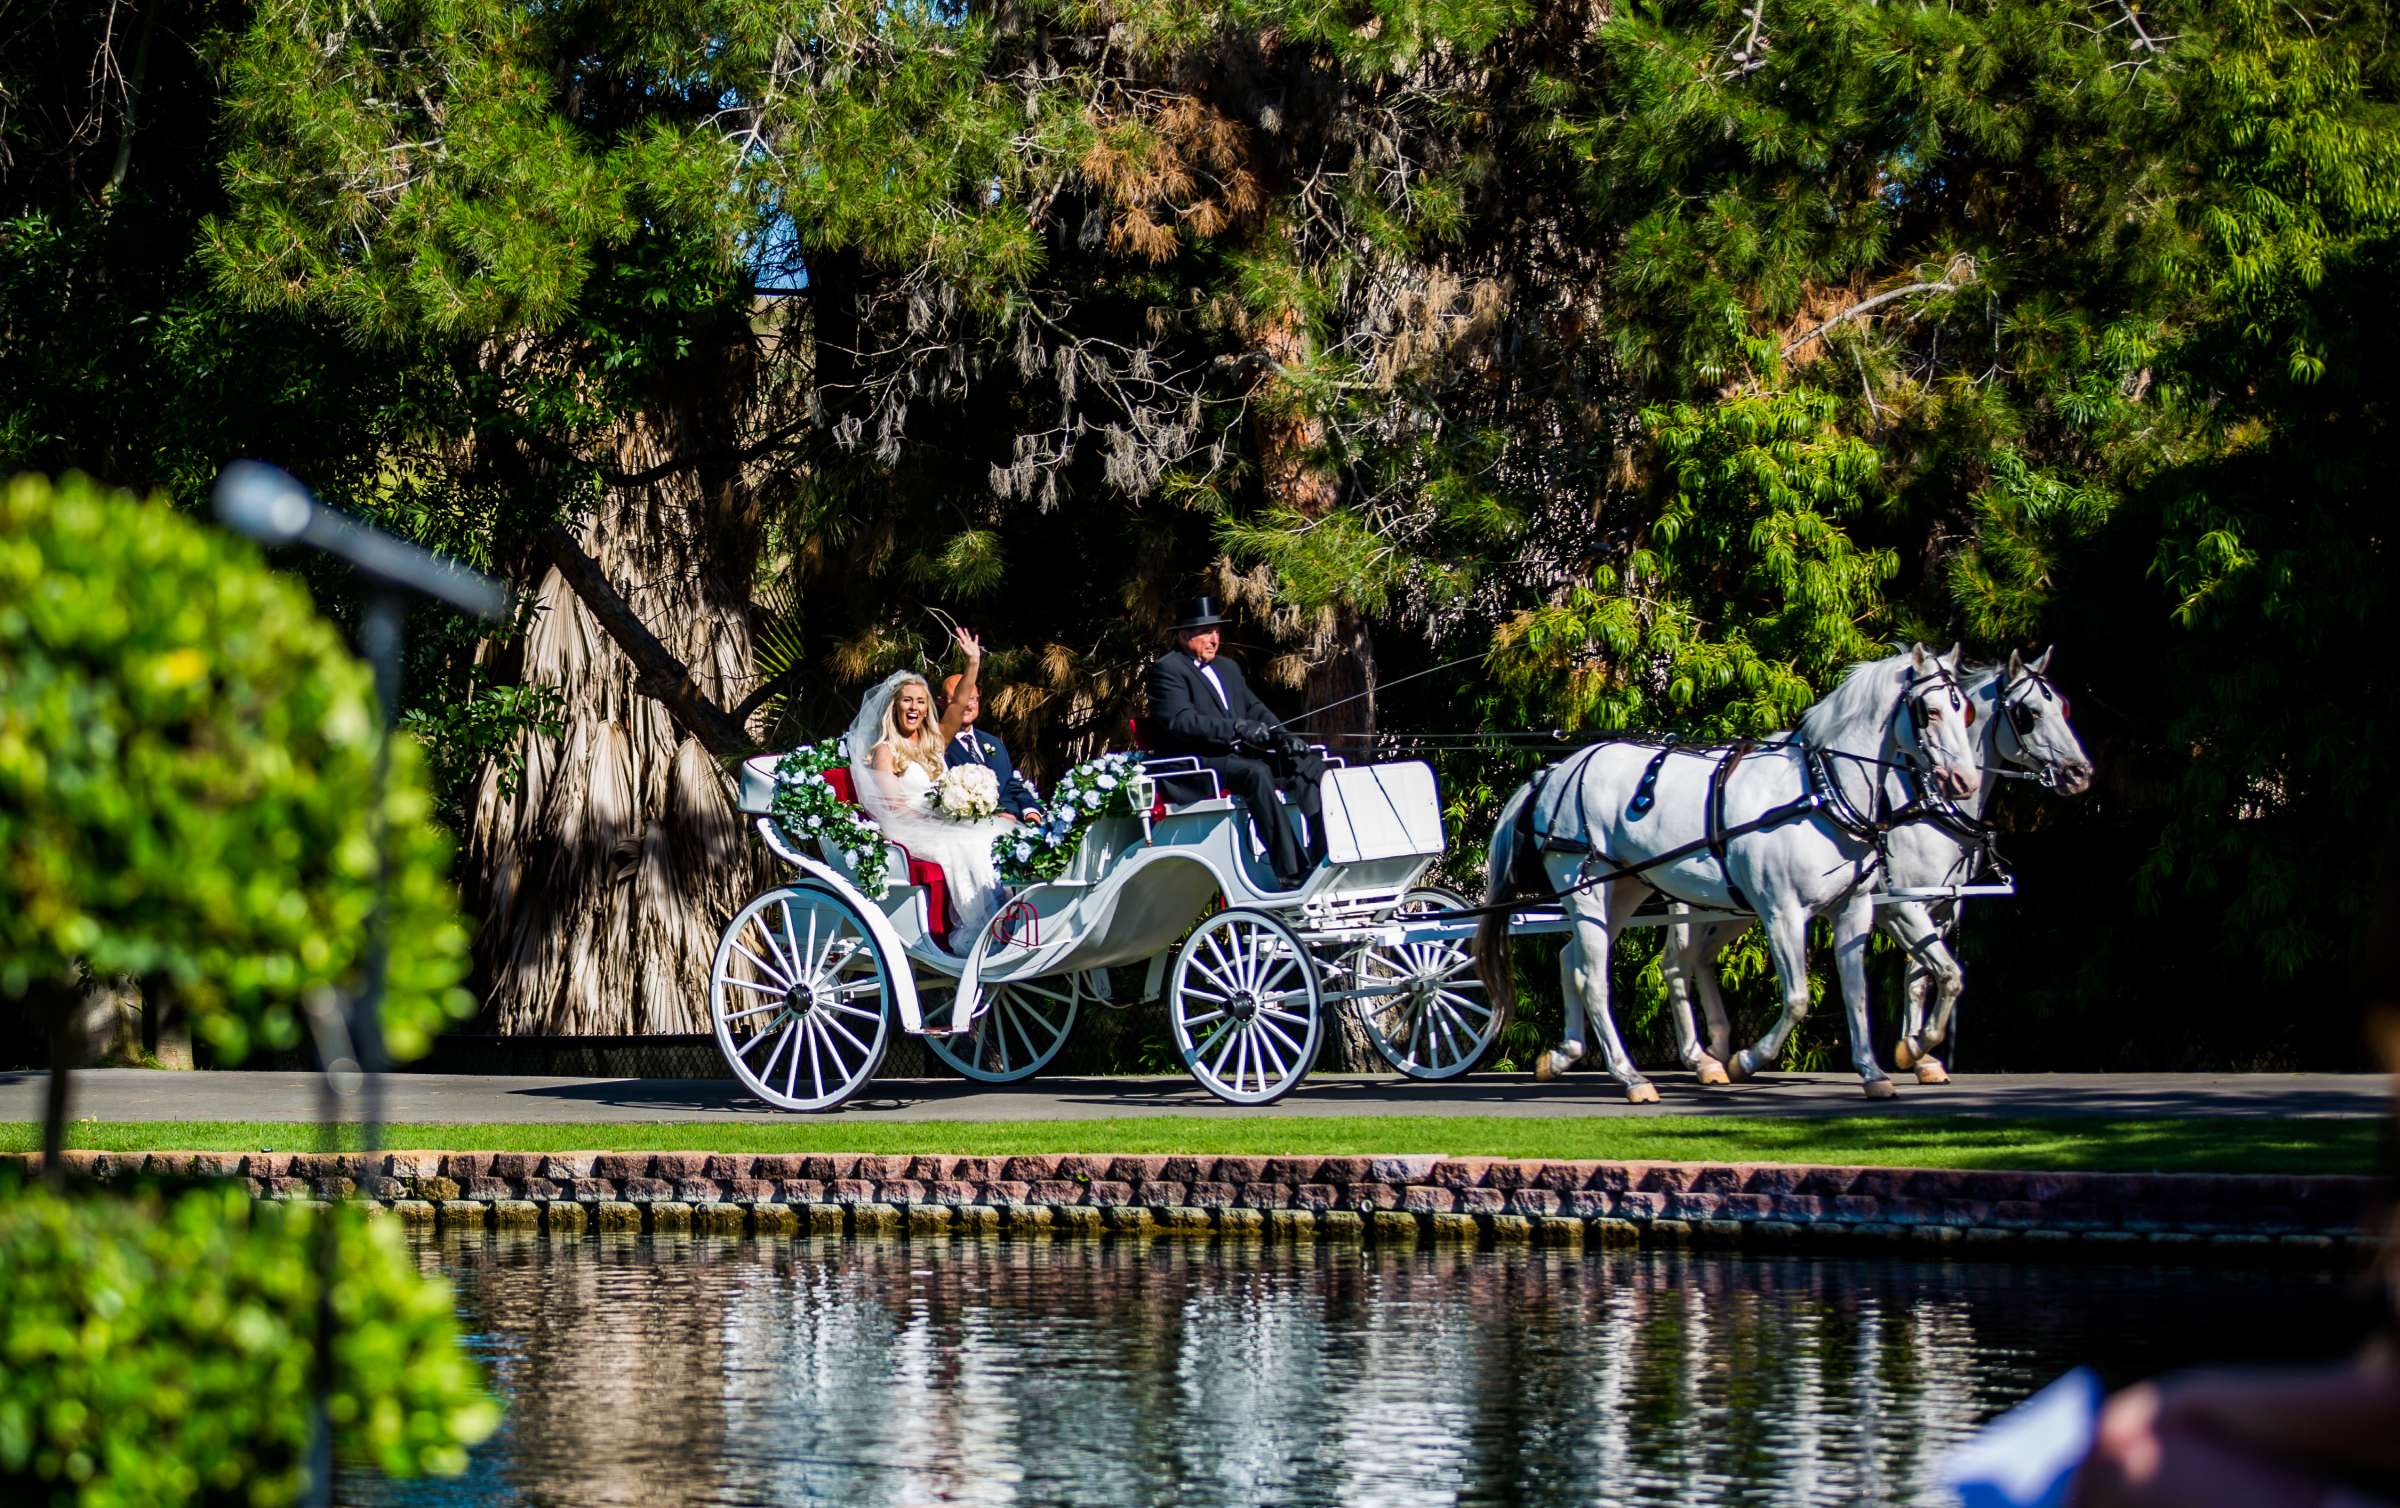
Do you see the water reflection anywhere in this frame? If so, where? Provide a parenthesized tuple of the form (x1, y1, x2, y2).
(355, 1233, 2356, 1507)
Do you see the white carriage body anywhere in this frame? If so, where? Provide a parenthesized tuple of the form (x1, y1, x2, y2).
(717, 748, 1489, 1109)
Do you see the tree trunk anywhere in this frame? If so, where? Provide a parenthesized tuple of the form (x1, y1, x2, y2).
(467, 411, 770, 1037)
(39, 979, 76, 1189)
(1249, 304, 1383, 1069)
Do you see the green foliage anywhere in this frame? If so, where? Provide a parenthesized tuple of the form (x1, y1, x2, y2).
(0, 474, 474, 1061)
(399, 671, 565, 818)
(10, 0, 2394, 1066)
(0, 1181, 498, 1504)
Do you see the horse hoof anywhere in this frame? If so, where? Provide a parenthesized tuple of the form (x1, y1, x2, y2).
(1892, 1037, 1920, 1071)
(1915, 1060, 1950, 1085)
(1625, 1081, 1661, 1105)
(1727, 1049, 1760, 1082)
(1534, 1052, 1559, 1083)
(1862, 1078, 1898, 1100)
(1695, 1057, 1731, 1087)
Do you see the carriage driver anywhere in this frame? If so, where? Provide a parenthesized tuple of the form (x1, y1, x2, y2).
(1143, 595, 1328, 890)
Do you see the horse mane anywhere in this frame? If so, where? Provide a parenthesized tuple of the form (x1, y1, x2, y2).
(1796, 648, 1928, 750)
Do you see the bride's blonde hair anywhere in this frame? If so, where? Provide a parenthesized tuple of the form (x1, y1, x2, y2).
(878, 674, 946, 780)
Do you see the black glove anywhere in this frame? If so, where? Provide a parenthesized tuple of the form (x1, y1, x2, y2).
(1276, 729, 1312, 758)
(1235, 719, 1278, 748)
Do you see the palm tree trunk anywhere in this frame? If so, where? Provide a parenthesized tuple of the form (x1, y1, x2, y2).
(467, 416, 770, 1037)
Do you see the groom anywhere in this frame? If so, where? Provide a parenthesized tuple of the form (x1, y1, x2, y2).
(941, 671, 1042, 821)
(1144, 595, 1327, 889)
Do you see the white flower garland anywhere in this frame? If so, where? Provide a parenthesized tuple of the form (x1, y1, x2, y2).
(993, 751, 1142, 884)
(770, 741, 894, 897)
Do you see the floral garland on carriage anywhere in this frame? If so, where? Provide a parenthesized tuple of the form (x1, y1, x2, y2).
(993, 751, 1143, 884)
(769, 740, 894, 897)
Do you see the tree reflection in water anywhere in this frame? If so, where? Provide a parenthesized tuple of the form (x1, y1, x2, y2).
(354, 1231, 2352, 1508)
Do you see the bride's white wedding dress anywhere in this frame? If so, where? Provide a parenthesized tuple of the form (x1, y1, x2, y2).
(845, 670, 1020, 953)
(876, 759, 1016, 952)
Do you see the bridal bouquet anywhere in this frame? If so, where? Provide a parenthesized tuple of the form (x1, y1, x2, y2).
(770, 741, 893, 897)
(993, 751, 1142, 884)
(927, 764, 1000, 821)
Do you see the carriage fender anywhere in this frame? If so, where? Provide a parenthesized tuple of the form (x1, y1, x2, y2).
(958, 849, 1239, 1026)
(756, 842, 926, 1034)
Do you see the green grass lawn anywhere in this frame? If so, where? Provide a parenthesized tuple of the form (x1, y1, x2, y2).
(1, 1116, 2380, 1175)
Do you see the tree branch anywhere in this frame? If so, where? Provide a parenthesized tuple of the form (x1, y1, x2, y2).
(537, 525, 760, 759)
(731, 662, 806, 726)
(1780, 278, 1959, 358)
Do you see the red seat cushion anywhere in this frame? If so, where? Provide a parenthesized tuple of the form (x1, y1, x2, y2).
(904, 853, 952, 938)
(811, 761, 951, 936)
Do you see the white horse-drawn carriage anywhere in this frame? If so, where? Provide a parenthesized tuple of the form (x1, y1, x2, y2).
(712, 746, 1498, 1111)
(709, 645, 2093, 1112)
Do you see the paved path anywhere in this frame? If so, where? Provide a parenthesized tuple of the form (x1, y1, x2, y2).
(2, 1068, 2383, 1124)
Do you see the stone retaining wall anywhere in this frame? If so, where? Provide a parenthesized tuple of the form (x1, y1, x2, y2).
(16, 1150, 2380, 1263)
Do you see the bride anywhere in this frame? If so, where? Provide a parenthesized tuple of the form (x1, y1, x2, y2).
(845, 628, 1023, 952)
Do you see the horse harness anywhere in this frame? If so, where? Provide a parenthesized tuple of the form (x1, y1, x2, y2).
(1510, 662, 1972, 916)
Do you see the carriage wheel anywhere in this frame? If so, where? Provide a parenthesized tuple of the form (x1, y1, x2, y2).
(922, 975, 1081, 1082)
(710, 886, 893, 1112)
(1350, 886, 1501, 1081)
(1170, 908, 1323, 1106)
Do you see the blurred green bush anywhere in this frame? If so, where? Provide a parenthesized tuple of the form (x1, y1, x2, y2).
(0, 1182, 498, 1504)
(0, 471, 473, 1060)
(0, 473, 494, 1504)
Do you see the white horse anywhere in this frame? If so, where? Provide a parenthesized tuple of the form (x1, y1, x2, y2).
(1661, 647, 2093, 1086)
(1474, 645, 1984, 1102)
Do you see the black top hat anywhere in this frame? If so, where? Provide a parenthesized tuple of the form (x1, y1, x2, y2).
(1171, 595, 1230, 632)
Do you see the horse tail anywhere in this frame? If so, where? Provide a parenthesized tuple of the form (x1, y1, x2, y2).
(1477, 781, 1533, 1029)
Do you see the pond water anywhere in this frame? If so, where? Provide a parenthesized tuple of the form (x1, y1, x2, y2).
(352, 1233, 2364, 1508)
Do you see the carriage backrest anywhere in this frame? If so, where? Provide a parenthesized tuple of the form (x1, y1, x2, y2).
(1319, 761, 1445, 863)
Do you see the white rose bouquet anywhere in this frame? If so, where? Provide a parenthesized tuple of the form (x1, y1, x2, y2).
(928, 763, 1001, 821)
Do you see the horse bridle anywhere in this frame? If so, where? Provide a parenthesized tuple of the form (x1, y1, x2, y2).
(1993, 666, 2071, 786)
(1894, 659, 1972, 776)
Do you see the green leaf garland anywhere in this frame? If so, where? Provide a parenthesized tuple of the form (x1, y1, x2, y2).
(993, 751, 1144, 884)
(770, 741, 894, 898)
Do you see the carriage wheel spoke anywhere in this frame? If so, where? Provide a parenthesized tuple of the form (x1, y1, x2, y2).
(1441, 987, 1494, 1021)
(719, 1001, 782, 1024)
(990, 1007, 1016, 1074)
(758, 1020, 798, 1083)
(731, 939, 790, 990)
(1005, 1003, 1045, 1067)
(1253, 1014, 1305, 1067)
(1202, 1016, 1242, 1075)
(1201, 930, 1242, 991)
(818, 1008, 874, 1065)
(767, 899, 803, 979)
(716, 972, 785, 999)
(1427, 1001, 1464, 1068)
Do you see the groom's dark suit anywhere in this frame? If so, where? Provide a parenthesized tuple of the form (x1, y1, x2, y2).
(945, 726, 1041, 817)
(1145, 649, 1326, 884)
